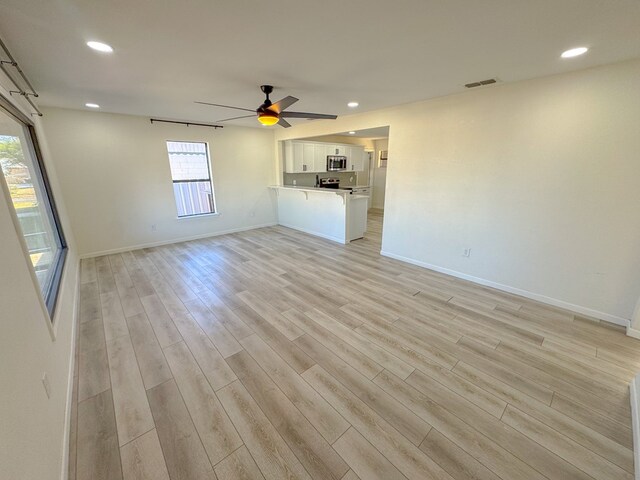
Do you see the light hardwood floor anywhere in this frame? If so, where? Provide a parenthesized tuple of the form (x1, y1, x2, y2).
(69, 212, 639, 480)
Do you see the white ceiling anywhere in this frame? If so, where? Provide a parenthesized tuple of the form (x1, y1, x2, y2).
(331, 127, 390, 140)
(1, 0, 639, 128)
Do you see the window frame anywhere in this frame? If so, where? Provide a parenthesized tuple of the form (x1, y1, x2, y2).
(0, 93, 68, 319)
(166, 140, 217, 218)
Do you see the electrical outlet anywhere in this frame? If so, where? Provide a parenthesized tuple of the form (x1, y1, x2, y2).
(293, 179, 297, 186)
(463, 248, 471, 257)
(42, 373, 51, 399)
(151, 224, 157, 231)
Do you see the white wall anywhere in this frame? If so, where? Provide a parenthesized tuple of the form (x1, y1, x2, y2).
(275, 59, 640, 324)
(372, 138, 388, 209)
(631, 298, 640, 332)
(41, 108, 278, 257)
(0, 76, 79, 478)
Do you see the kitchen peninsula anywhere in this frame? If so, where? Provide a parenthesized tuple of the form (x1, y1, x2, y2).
(270, 186, 368, 244)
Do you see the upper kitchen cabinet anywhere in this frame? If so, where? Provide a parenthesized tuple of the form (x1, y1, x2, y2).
(284, 140, 326, 173)
(347, 145, 365, 172)
(284, 141, 305, 172)
(312, 143, 329, 172)
(328, 144, 346, 155)
(283, 140, 365, 173)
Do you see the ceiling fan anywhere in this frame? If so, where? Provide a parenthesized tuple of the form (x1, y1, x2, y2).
(195, 85, 338, 128)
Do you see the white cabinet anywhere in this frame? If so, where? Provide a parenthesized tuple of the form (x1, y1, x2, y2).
(326, 144, 346, 155)
(284, 141, 314, 172)
(347, 196, 368, 241)
(313, 143, 328, 172)
(284, 141, 304, 173)
(284, 141, 363, 173)
(347, 145, 365, 172)
(302, 143, 315, 172)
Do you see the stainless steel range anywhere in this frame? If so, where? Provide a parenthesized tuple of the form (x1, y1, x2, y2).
(319, 177, 340, 189)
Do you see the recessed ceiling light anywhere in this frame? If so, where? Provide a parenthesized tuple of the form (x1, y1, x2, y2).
(347, 102, 359, 108)
(561, 47, 588, 58)
(86, 41, 113, 53)
(85, 103, 100, 108)
(348, 131, 356, 135)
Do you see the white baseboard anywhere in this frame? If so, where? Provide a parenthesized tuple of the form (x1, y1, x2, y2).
(627, 327, 640, 340)
(278, 223, 347, 244)
(79, 223, 277, 259)
(60, 260, 81, 480)
(380, 250, 630, 328)
(630, 376, 640, 480)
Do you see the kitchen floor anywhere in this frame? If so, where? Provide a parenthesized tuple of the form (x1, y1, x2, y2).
(70, 214, 637, 480)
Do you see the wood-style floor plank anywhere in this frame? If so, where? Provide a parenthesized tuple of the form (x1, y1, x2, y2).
(283, 308, 383, 379)
(164, 341, 242, 466)
(126, 312, 173, 390)
(419, 429, 501, 480)
(214, 446, 265, 480)
(304, 307, 415, 379)
(227, 350, 349, 480)
(170, 312, 237, 390)
(77, 389, 122, 480)
(106, 333, 155, 446)
(70, 214, 640, 480)
(217, 380, 312, 480)
(147, 380, 215, 480)
(237, 290, 304, 341)
(372, 369, 547, 480)
(502, 406, 633, 479)
(101, 291, 129, 341)
(551, 393, 633, 449)
(301, 364, 454, 480)
(139, 294, 182, 348)
(241, 333, 350, 444)
(80, 257, 97, 284)
(120, 429, 170, 480)
(78, 317, 110, 402)
(452, 361, 633, 470)
(333, 427, 407, 480)
(79, 281, 101, 323)
(296, 334, 432, 446)
(184, 298, 243, 358)
(235, 305, 315, 374)
(405, 368, 594, 480)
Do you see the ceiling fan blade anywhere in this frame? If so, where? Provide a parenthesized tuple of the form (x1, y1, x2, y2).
(277, 117, 292, 128)
(195, 101, 255, 113)
(270, 96, 299, 114)
(214, 114, 256, 123)
(280, 111, 338, 120)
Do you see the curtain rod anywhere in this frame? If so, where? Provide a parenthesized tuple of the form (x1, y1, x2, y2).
(0, 35, 42, 117)
(150, 118, 223, 129)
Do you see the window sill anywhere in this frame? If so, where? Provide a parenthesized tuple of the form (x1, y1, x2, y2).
(177, 212, 220, 220)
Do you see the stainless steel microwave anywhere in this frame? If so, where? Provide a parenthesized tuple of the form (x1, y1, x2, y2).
(327, 155, 347, 171)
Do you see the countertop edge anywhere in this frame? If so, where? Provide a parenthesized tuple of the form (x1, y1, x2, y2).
(269, 185, 350, 194)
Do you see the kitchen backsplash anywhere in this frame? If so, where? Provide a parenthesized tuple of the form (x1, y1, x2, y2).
(283, 171, 360, 187)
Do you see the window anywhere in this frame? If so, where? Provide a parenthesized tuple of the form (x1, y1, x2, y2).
(0, 96, 67, 317)
(166, 141, 216, 217)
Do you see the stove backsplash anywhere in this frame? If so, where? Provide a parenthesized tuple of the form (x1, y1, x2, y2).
(283, 171, 359, 187)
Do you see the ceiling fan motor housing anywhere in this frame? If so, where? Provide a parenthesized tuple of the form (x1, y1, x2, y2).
(260, 85, 274, 109)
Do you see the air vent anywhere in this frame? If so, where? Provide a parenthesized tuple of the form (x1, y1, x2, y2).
(465, 78, 497, 89)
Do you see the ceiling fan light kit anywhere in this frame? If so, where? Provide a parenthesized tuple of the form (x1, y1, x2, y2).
(196, 85, 338, 128)
(257, 110, 279, 126)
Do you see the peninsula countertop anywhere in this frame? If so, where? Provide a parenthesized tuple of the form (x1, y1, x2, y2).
(271, 185, 368, 244)
(270, 185, 367, 193)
